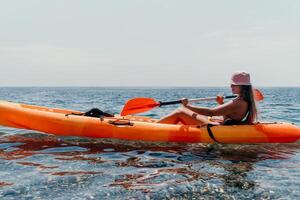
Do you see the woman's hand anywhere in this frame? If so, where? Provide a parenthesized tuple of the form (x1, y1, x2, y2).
(216, 95, 224, 105)
(181, 98, 189, 106)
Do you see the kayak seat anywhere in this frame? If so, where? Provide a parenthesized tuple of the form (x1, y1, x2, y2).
(84, 108, 114, 118)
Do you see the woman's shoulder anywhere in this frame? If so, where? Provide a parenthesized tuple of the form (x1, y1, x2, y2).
(232, 96, 246, 102)
(231, 97, 248, 106)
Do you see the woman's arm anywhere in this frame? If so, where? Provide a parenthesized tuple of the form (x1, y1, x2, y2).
(184, 100, 238, 117)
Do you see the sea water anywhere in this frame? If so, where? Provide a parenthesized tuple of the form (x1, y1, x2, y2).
(0, 87, 299, 199)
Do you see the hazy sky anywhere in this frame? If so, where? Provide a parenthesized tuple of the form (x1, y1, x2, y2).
(0, 0, 299, 87)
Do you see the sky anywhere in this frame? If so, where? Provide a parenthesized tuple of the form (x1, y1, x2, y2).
(0, 0, 299, 87)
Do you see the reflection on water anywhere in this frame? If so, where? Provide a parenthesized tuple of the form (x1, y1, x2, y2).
(0, 132, 299, 199)
(51, 171, 103, 176)
(0, 182, 13, 187)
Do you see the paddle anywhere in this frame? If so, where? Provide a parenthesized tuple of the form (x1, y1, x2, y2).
(120, 89, 264, 116)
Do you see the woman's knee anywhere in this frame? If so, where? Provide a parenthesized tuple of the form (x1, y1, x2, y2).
(174, 107, 186, 114)
(164, 108, 185, 120)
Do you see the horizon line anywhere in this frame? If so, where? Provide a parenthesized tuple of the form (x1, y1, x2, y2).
(0, 85, 299, 88)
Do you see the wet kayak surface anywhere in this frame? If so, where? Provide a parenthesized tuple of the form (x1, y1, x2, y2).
(0, 87, 299, 199)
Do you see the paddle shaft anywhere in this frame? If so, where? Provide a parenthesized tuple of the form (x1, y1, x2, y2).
(121, 89, 263, 116)
(159, 95, 237, 106)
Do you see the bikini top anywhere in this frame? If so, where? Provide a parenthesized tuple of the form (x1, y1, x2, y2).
(224, 100, 250, 125)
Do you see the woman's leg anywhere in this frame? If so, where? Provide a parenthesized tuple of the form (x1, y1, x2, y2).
(157, 107, 212, 125)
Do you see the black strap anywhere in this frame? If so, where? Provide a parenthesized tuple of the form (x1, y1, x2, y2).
(206, 124, 220, 143)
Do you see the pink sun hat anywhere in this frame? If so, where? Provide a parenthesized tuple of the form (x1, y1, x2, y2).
(231, 71, 252, 85)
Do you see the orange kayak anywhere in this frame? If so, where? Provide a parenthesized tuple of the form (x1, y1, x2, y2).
(0, 101, 299, 144)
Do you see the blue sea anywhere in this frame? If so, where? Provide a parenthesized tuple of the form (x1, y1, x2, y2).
(0, 87, 299, 199)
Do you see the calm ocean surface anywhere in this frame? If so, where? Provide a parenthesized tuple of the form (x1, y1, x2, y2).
(0, 87, 299, 199)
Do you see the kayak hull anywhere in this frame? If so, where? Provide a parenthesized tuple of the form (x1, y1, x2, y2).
(0, 101, 300, 144)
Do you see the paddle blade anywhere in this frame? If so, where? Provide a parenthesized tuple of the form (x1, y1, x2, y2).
(121, 98, 160, 116)
(253, 89, 264, 101)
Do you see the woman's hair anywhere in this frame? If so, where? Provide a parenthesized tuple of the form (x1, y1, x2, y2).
(241, 85, 258, 123)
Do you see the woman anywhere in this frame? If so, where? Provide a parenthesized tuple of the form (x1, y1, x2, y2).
(157, 71, 258, 126)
